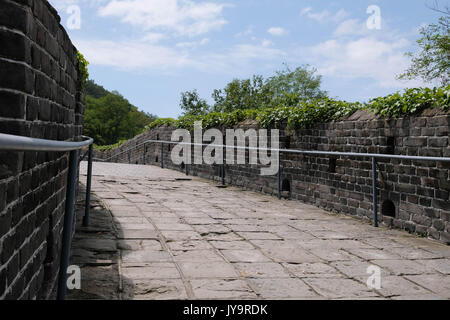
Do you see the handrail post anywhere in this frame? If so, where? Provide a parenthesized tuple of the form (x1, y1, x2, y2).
(160, 142, 164, 168)
(57, 149, 79, 300)
(221, 143, 225, 185)
(143, 143, 146, 165)
(82, 144, 93, 227)
(185, 144, 189, 176)
(372, 157, 378, 227)
(277, 150, 281, 199)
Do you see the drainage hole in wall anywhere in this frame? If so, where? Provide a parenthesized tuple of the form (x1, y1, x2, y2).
(382, 200, 396, 218)
(281, 179, 291, 199)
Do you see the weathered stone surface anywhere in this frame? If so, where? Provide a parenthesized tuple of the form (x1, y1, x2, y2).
(233, 263, 291, 278)
(190, 279, 256, 299)
(121, 250, 171, 264)
(370, 259, 433, 276)
(283, 262, 342, 278)
(121, 263, 180, 279)
(71, 163, 450, 300)
(249, 278, 318, 299)
(179, 262, 239, 279)
(303, 278, 378, 299)
(123, 279, 188, 300)
(405, 274, 450, 298)
(220, 250, 271, 263)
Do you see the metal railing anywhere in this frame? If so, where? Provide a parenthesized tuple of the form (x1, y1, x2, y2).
(0, 133, 94, 301)
(99, 138, 450, 229)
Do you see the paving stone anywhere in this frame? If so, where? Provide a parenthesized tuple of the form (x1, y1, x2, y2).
(123, 279, 188, 300)
(384, 247, 444, 260)
(167, 240, 214, 251)
(184, 217, 218, 225)
(237, 232, 282, 240)
(390, 293, 446, 300)
(116, 223, 155, 231)
(194, 224, 231, 235)
(172, 250, 224, 262)
(414, 259, 450, 274)
(260, 247, 322, 264)
(118, 229, 159, 240)
(121, 263, 180, 280)
(273, 231, 317, 241)
(405, 274, 450, 298)
(209, 241, 255, 250)
(226, 225, 263, 232)
(202, 232, 243, 242)
(121, 250, 172, 264)
(220, 250, 271, 263)
(331, 260, 391, 278)
(249, 278, 318, 299)
(308, 248, 353, 262)
(190, 279, 257, 299)
(160, 230, 202, 241)
(154, 223, 194, 231)
(370, 259, 435, 276)
(283, 262, 342, 278)
(355, 275, 431, 297)
(345, 248, 402, 260)
(308, 230, 355, 240)
(234, 263, 291, 278)
(178, 262, 239, 279)
(117, 240, 163, 251)
(303, 278, 379, 299)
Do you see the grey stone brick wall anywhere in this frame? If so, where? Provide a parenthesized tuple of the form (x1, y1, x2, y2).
(97, 109, 450, 244)
(0, 0, 85, 299)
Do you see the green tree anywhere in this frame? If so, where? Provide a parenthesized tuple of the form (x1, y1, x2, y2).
(179, 89, 210, 115)
(84, 93, 156, 145)
(85, 79, 110, 98)
(265, 64, 328, 105)
(210, 65, 327, 112)
(212, 75, 273, 112)
(398, 15, 450, 85)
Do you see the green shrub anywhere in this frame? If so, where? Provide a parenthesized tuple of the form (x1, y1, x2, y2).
(141, 86, 449, 133)
(77, 51, 89, 89)
(368, 86, 450, 117)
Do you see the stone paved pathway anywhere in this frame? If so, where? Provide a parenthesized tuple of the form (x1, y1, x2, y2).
(73, 162, 450, 300)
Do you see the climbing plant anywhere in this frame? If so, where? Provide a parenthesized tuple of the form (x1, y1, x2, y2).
(77, 51, 89, 89)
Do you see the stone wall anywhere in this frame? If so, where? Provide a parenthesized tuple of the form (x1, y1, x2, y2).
(97, 109, 450, 244)
(0, 0, 85, 299)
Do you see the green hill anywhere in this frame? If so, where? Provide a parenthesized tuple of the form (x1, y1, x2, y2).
(83, 80, 157, 146)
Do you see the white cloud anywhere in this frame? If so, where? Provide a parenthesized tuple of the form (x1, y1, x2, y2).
(262, 39, 273, 47)
(74, 39, 196, 70)
(140, 32, 166, 43)
(98, 0, 230, 37)
(300, 7, 349, 23)
(304, 36, 425, 88)
(74, 37, 285, 75)
(235, 26, 253, 38)
(334, 19, 368, 37)
(176, 38, 209, 48)
(268, 27, 286, 36)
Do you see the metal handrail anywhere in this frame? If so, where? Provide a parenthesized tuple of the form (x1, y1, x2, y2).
(99, 138, 450, 231)
(100, 139, 450, 163)
(0, 133, 93, 151)
(0, 133, 94, 301)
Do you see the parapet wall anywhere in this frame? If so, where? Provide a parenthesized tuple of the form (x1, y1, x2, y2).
(0, 0, 85, 299)
(97, 109, 450, 244)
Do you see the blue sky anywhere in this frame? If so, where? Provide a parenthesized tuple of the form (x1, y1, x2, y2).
(48, 0, 446, 118)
